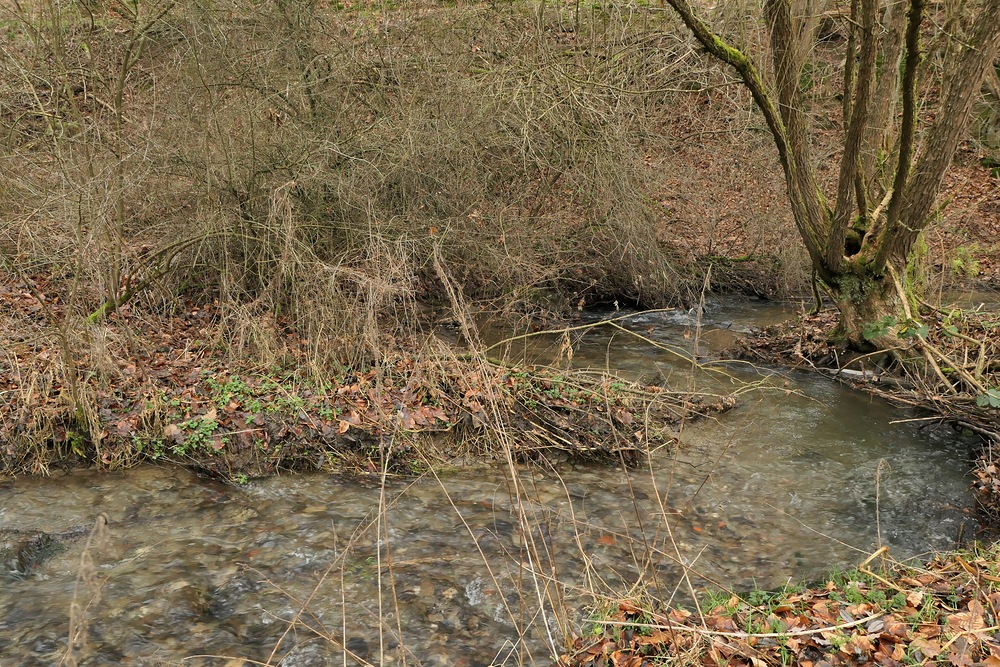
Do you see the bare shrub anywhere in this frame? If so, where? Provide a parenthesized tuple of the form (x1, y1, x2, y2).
(1, 1, 707, 374)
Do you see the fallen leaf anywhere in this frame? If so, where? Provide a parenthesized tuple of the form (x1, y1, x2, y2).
(948, 636, 973, 667)
(918, 623, 942, 638)
(846, 633, 873, 654)
(948, 603, 986, 636)
(610, 649, 641, 667)
(883, 617, 910, 639)
(668, 608, 692, 623)
(635, 629, 673, 646)
(910, 637, 942, 658)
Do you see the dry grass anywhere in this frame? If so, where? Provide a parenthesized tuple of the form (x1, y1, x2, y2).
(62, 513, 112, 667)
(0, 1, 710, 373)
(1, 0, 781, 462)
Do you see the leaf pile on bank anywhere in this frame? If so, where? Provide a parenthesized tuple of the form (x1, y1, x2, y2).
(0, 275, 733, 478)
(557, 546, 1000, 667)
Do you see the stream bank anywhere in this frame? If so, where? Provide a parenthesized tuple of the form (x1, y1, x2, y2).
(0, 295, 986, 666)
(557, 543, 1000, 667)
(0, 276, 733, 480)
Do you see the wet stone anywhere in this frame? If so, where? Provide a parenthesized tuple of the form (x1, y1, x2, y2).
(29, 634, 60, 657)
(208, 571, 263, 620)
(0, 530, 66, 574)
(345, 636, 369, 659)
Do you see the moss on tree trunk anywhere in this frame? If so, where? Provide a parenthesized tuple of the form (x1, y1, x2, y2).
(828, 269, 905, 351)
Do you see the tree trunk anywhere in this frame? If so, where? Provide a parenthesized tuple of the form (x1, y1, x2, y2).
(825, 264, 907, 351)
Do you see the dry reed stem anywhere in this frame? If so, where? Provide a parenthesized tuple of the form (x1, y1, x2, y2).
(61, 513, 111, 667)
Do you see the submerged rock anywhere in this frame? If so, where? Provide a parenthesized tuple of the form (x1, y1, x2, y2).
(0, 530, 66, 575)
(277, 640, 334, 667)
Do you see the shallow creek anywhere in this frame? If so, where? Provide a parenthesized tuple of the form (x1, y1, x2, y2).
(0, 299, 980, 666)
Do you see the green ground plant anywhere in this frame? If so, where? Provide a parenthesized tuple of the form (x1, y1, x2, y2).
(950, 245, 982, 278)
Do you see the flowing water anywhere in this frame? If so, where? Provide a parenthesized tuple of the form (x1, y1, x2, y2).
(0, 298, 981, 666)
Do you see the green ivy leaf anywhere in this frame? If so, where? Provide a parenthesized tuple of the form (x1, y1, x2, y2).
(863, 315, 898, 341)
(977, 389, 1000, 408)
(898, 319, 928, 340)
(990, 391, 1000, 409)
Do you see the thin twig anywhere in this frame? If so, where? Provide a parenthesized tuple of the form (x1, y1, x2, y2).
(588, 612, 885, 639)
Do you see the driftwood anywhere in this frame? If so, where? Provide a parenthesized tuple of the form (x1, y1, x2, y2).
(814, 366, 915, 390)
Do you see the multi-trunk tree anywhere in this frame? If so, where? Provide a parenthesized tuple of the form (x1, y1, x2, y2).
(665, 0, 1000, 351)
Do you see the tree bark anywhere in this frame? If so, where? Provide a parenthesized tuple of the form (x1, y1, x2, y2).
(874, 1, 1000, 269)
(828, 0, 876, 272)
(825, 261, 907, 351)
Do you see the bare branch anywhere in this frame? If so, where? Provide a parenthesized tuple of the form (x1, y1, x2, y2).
(842, 0, 860, 129)
(661, 0, 790, 169)
(764, 0, 830, 259)
(860, 0, 906, 200)
(872, 0, 924, 270)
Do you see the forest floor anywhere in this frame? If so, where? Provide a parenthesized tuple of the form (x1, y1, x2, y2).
(556, 543, 1000, 667)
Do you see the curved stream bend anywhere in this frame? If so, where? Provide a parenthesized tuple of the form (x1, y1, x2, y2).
(0, 298, 979, 666)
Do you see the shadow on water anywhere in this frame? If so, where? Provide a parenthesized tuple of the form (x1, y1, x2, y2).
(0, 297, 981, 665)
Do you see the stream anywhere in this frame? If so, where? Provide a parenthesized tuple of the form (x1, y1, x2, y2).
(0, 298, 981, 666)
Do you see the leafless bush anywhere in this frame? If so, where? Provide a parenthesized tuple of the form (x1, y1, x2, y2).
(1, 1, 710, 373)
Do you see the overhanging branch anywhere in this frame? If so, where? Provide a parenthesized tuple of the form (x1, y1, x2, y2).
(662, 0, 790, 171)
